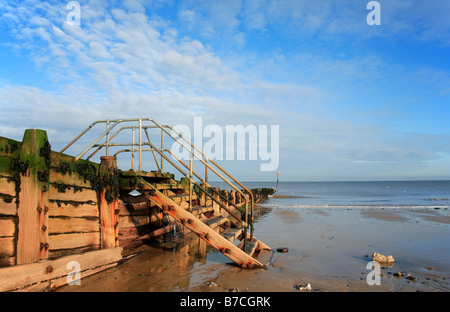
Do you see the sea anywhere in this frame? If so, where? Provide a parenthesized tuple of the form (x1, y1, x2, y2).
(211, 180, 450, 209)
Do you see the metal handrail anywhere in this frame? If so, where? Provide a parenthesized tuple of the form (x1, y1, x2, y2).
(60, 118, 255, 249)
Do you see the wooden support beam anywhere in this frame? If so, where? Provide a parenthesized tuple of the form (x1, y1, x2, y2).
(141, 177, 264, 269)
(0, 247, 123, 292)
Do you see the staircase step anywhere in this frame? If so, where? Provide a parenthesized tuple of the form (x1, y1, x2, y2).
(170, 193, 198, 204)
(241, 239, 259, 258)
(223, 228, 243, 243)
(152, 183, 184, 191)
(120, 170, 174, 179)
(255, 249, 273, 267)
(191, 205, 214, 217)
(205, 216, 229, 230)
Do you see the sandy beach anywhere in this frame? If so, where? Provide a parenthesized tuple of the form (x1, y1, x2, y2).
(57, 205, 449, 293)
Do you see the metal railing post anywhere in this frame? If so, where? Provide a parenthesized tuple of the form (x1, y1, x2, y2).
(132, 127, 135, 170)
(189, 151, 193, 210)
(139, 118, 142, 171)
(106, 120, 110, 156)
(161, 129, 164, 172)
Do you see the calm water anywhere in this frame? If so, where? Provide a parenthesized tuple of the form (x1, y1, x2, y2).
(212, 180, 450, 208)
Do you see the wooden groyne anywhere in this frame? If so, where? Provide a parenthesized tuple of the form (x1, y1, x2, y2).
(0, 129, 275, 291)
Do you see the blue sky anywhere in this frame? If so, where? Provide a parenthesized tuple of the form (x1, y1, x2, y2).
(0, 0, 449, 182)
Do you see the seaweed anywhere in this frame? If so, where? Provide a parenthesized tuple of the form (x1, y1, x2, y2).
(37, 169, 49, 183)
(101, 170, 119, 204)
(9, 158, 29, 205)
(10, 142, 18, 154)
(54, 161, 72, 175)
(39, 140, 51, 168)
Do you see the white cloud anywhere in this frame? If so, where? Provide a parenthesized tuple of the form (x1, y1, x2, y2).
(175, 0, 450, 47)
(0, 0, 449, 180)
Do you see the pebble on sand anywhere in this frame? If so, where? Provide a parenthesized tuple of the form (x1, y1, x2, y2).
(372, 252, 395, 264)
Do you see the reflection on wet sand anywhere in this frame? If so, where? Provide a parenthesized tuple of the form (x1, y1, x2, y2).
(57, 232, 212, 292)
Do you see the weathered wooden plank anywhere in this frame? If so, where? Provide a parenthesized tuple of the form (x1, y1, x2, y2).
(171, 194, 198, 204)
(0, 137, 21, 159)
(118, 225, 151, 240)
(0, 256, 15, 267)
(0, 237, 15, 258)
(47, 245, 100, 260)
(120, 170, 174, 179)
(48, 232, 100, 250)
(14, 262, 118, 292)
(119, 224, 177, 249)
(52, 262, 117, 290)
(49, 170, 92, 188)
(16, 175, 43, 264)
(118, 201, 149, 216)
(119, 215, 150, 228)
(0, 198, 17, 216)
(0, 247, 123, 292)
(48, 184, 97, 203)
(48, 201, 99, 218)
(0, 218, 16, 237)
(0, 177, 15, 196)
(48, 217, 99, 235)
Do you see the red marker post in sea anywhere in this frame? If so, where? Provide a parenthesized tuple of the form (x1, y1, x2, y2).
(276, 172, 279, 192)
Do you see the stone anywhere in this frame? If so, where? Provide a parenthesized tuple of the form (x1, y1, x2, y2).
(372, 252, 395, 264)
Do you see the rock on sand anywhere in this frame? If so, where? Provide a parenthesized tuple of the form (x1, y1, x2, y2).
(372, 252, 395, 264)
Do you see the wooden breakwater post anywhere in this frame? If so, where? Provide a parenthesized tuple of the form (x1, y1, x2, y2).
(0, 129, 123, 291)
(16, 129, 51, 264)
(99, 156, 119, 249)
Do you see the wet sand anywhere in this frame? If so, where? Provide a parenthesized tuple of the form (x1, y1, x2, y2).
(58, 206, 449, 292)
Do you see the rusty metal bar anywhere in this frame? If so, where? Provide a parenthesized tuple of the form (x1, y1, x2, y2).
(106, 120, 110, 156)
(144, 128, 160, 172)
(161, 129, 164, 172)
(189, 151, 193, 210)
(139, 118, 142, 171)
(60, 120, 105, 153)
(132, 127, 135, 170)
(72, 120, 122, 162)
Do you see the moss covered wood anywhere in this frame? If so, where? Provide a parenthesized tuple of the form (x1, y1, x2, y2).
(16, 129, 50, 264)
(99, 156, 119, 249)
